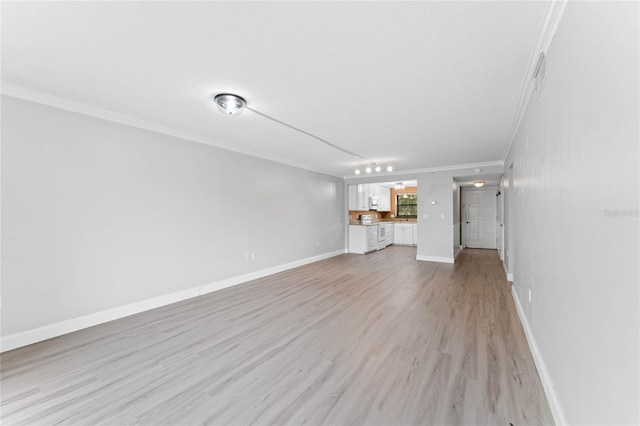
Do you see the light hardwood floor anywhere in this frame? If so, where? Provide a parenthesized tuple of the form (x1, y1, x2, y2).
(1, 247, 553, 425)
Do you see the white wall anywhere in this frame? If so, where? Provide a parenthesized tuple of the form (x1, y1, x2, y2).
(418, 173, 454, 261)
(506, 2, 639, 424)
(1, 96, 345, 338)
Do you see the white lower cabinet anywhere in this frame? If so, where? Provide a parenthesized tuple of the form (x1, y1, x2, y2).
(384, 223, 394, 246)
(393, 223, 416, 246)
(349, 224, 378, 254)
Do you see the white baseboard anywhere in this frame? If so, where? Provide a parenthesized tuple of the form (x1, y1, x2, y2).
(503, 262, 514, 282)
(198, 249, 346, 295)
(511, 286, 567, 425)
(0, 249, 346, 353)
(454, 246, 463, 259)
(416, 255, 455, 264)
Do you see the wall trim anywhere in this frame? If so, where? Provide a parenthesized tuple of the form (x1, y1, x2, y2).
(345, 160, 504, 181)
(0, 84, 343, 178)
(454, 246, 463, 258)
(0, 249, 347, 353)
(511, 286, 567, 425)
(416, 255, 454, 264)
(502, 0, 569, 162)
(503, 262, 514, 282)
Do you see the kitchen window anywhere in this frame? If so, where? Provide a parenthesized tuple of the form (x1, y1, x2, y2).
(396, 193, 417, 218)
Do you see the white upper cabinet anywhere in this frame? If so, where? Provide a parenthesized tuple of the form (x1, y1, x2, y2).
(377, 187, 391, 212)
(368, 184, 379, 200)
(348, 184, 390, 211)
(357, 185, 370, 210)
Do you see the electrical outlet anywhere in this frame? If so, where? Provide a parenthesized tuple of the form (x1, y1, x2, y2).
(528, 288, 532, 304)
(245, 252, 249, 260)
(250, 252, 256, 260)
(440, 214, 445, 219)
(316, 240, 320, 246)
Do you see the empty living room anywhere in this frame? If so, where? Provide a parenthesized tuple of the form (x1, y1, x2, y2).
(1, 1, 638, 425)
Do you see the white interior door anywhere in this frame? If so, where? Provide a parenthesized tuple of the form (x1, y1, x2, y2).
(464, 189, 497, 249)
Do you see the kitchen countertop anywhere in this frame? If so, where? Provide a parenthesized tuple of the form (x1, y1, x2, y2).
(348, 220, 417, 225)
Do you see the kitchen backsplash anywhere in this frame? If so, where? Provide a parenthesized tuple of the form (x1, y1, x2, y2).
(348, 210, 417, 223)
(348, 186, 418, 223)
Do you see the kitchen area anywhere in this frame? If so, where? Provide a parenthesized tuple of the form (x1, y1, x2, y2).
(348, 181, 418, 254)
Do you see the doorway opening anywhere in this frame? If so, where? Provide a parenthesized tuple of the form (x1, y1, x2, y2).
(454, 174, 502, 251)
(346, 180, 419, 250)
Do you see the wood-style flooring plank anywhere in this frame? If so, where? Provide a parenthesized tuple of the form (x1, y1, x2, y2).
(1, 247, 553, 425)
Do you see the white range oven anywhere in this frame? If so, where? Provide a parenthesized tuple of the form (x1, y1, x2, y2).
(377, 223, 386, 250)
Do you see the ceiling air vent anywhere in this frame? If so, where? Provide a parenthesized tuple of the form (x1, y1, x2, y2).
(533, 52, 547, 97)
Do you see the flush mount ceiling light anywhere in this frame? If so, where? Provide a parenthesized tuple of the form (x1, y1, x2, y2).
(474, 181, 485, 187)
(212, 93, 396, 176)
(213, 93, 246, 115)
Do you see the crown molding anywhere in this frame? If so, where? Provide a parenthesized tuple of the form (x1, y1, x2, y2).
(0, 83, 344, 179)
(1, 84, 506, 181)
(502, 0, 569, 162)
(343, 160, 504, 180)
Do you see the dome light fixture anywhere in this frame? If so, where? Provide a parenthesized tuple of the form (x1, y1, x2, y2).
(354, 169, 361, 175)
(375, 165, 381, 172)
(473, 181, 485, 187)
(387, 166, 393, 172)
(365, 167, 372, 173)
(213, 93, 246, 115)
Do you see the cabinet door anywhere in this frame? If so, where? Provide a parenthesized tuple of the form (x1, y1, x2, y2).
(366, 226, 378, 251)
(401, 228, 410, 245)
(357, 185, 369, 210)
(379, 187, 390, 211)
(369, 184, 379, 200)
(393, 227, 403, 244)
